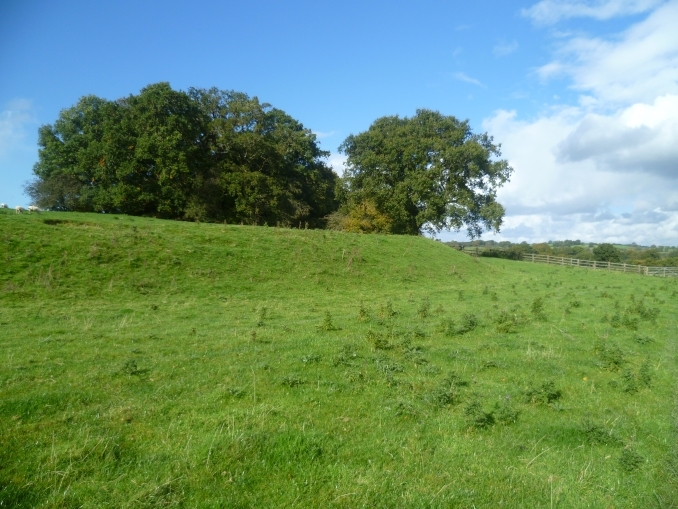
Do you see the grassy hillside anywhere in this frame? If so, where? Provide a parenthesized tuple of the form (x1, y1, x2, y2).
(1, 210, 678, 507)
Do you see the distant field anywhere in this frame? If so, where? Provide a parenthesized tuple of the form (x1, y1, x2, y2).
(1, 209, 677, 507)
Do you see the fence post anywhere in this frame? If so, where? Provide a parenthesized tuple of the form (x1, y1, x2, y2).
(623, 263, 626, 272)
(593, 261, 596, 269)
(608, 261, 611, 271)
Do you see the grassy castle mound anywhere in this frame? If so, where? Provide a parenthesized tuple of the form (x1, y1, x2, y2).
(1, 210, 677, 507)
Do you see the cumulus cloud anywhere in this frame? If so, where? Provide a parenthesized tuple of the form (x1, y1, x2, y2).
(522, 0, 664, 25)
(472, 1, 678, 244)
(482, 104, 678, 244)
(535, 1, 678, 104)
(556, 94, 678, 178)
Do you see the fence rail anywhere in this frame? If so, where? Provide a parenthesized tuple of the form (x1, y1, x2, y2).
(522, 253, 678, 277)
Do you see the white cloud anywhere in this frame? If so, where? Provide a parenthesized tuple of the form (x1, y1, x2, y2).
(0, 99, 35, 156)
(493, 40, 519, 57)
(327, 152, 347, 176)
(556, 94, 678, 178)
(452, 72, 486, 88)
(536, 1, 678, 104)
(482, 104, 678, 244)
(522, 0, 664, 25)
(477, 1, 678, 244)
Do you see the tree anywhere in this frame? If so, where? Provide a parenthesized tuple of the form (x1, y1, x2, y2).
(27, 83, 338, 226)
(593, 243, 621, 263)
(336, 109, 513, 236)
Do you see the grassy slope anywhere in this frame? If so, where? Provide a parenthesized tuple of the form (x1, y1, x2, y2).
(1, 209, 677, 508)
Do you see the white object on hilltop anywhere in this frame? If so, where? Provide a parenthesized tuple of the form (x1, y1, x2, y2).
(0, 203, 7, 209)
(15, 206, 25, 214)
(28, 205, 41, 213)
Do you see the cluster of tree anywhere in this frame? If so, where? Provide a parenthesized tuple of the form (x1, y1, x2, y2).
(28, 84, 513, 238)
(27, 83, 337, 227)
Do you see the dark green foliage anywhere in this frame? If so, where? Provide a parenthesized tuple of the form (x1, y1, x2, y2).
(621, 369, 638, 393)
(619, 448, 644, 472)
(366, 330, 391, 350)
(524, 381, 562, 405)
(337, 109, 513, 236)
(594, 340, 625, 371)
(530, 297, 547, 321)
(28, 83, 338, 225)
(464, 399, 495, 429)
(495, 309, 518, 333)
(121, 359, 139, 376)
(495, 398, 520, 425)
(593, 244, 621, 263)
(457, 313, 479, 334)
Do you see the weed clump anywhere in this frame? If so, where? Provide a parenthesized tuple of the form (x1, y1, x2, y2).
(257, 307, 267, 326)
(281, 375, 305, 387)
(333, 344, 359, 367)
(495, 309, 519, 333)
(358, 301, 370, 321)
(367, 329, 391, 350)
(301, 354, 322, 364)
(437, 314, 479, 336)
(619, 447, 644, 472)
(495, 397, 519, 425)
(426, 373, 466, 407)
(581, 419, 620, 445)
(122, 359, 140, 376)
(379, 301, 397, 318)
(594, 340, 625, 371)
(524, 381, 561, 405)
(417, 297, 430, 319)
(318, 311, 339, 331)
(394, 401, 417, 418)
(464, 399, 495, 429)
(530, 297, 547, 321)
(621, 369, 638, 393)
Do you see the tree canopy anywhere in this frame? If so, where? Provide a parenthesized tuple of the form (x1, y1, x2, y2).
(28, 83, 338, 226)
(334, 109, 513, 236)
(593, 243, 622, 263)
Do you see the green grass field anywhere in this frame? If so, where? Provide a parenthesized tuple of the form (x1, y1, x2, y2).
(1, 209, 677, 507)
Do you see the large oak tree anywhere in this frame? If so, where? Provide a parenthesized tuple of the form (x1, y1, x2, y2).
(336, 109, 513, 236)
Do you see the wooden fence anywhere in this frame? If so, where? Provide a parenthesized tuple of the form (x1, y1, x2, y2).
(522, 253, 678, 277)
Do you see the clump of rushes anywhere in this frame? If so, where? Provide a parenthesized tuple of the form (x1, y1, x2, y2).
(619, 447, 644, 472)
(524, 380, 561, 405)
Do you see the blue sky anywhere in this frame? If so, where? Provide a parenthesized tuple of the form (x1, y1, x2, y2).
(2, 0, 677, 244)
